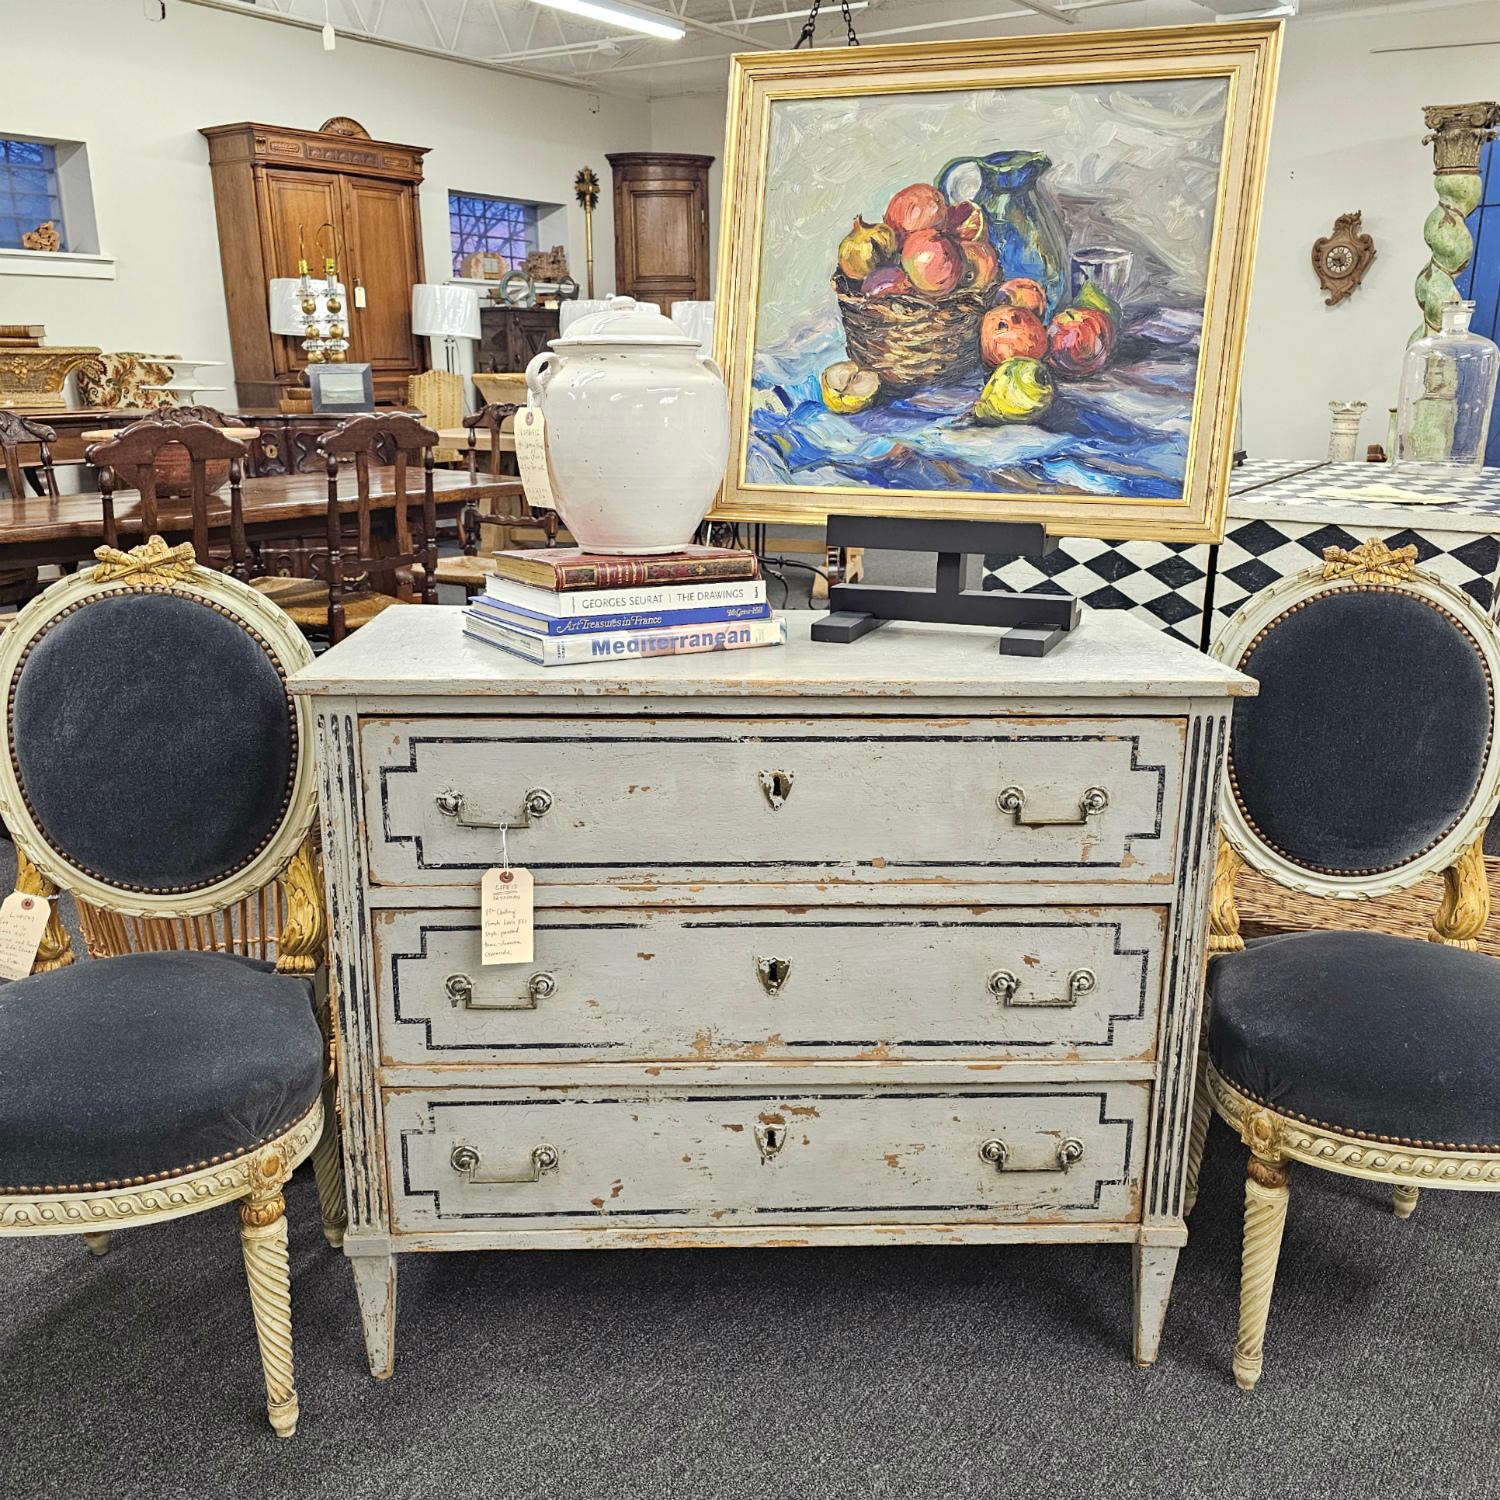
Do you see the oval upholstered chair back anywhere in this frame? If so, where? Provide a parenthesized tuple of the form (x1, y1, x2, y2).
(0, 538, 318, 927)
(1211, 538, 1500, 903)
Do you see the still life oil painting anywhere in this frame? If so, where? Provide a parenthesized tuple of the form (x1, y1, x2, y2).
(714, 25, 1283, 542)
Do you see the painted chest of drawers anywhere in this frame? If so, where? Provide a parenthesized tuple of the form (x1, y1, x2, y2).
(290, 607, 1252, 1376)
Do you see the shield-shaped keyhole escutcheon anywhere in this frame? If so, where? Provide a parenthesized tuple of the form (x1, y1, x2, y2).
(756, 956, 792, 996)
(754, 1122, 787, 1161)
(758, 769, 794, 811)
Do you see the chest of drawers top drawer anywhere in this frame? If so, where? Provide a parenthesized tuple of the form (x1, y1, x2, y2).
(362, 715, 1185, 889)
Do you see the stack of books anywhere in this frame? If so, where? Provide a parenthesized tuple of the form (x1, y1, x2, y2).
(463, 545, 786, 667)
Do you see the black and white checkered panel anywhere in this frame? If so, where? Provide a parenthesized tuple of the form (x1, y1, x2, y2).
(980, 537, 1210, 646)
(1211, 464, 1500, 646)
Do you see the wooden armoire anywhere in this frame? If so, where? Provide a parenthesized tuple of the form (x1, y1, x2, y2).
(606, 153, 713, 310)
(200, 119, 429, 409)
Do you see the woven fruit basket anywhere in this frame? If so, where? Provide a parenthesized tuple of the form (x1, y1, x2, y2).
(833, 273, 988, 394)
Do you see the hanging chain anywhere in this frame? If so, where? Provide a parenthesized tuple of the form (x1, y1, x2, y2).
(794, 0, 859, 49)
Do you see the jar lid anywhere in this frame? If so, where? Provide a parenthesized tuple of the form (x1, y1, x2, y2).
(552, 294, 699, 349)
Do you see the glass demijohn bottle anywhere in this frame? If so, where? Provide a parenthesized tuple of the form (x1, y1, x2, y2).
(1395, 299, 1499, 470)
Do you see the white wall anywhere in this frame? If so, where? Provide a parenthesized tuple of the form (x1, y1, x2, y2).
(1, 0, 651, 390)
(650, 87, 730, 277)
(643, 5, 1500, 462)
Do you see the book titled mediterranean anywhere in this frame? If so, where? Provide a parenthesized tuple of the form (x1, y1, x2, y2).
(490, 544, 758, 592)
(463, 610, 787, 666)
(469, 595, 772, 637)
(483, 573, 767, 618)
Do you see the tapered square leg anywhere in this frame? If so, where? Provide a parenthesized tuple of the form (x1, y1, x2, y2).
(349, 1246, 398, 1379)
(1132, 1243, 1181, 1367)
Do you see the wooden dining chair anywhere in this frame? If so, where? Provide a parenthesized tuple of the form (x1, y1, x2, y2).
(464, 400, 561, 549)
(1185, 537, 1500, 1392)
(0, 411, 60, 501)
(250, 412, 437, 645)
(87, 416, 252, 580)
(0, 533, 345, 1435)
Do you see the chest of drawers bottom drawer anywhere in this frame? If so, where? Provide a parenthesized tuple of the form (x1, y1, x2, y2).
(385, 1082, 1148, 1233)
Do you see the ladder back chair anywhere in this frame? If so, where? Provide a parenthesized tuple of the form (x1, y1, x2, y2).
(1187, 537, 1500, 1392)
(0, 536, 346, 1436)
(465, 399, 561, 547)
(87, 414, 253, 581)
(251, 412, 437, 644)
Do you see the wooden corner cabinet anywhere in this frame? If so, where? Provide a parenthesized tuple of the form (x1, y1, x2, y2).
(200, 120, 429, 409)
(606, 152, 713, 310)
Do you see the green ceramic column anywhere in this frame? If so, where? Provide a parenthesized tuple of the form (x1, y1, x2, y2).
(1412, 101, 1499, 343)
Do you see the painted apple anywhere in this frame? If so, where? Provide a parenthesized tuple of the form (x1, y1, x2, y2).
(974, 357, 1054, 424)
(901, 229, 964, 298)
(959, 239, 1000, 293)
(980, 305, 1048, 367)
(884, 182, 948, 236)
(837, 215, 898, 282)
(820, 361, 881, 415)
(996, 277, 1048, 319)
(1047, 305, 1115, 377)
(945, 199, 987, 242)
(862, 266, 913, 299)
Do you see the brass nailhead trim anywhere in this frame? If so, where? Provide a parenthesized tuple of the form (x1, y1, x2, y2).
(4, 585, 299, 896)
(1229, 584, 1495, 878)
(0, 1099, 321, 1195)
(1217, 1072, 1500, 1154)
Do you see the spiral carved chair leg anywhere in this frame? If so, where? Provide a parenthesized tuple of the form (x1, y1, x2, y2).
(1392, 1184, 1420, 1221)
(310, 1089, 348, 1250)
(1235, 1152, 1291, 1392)
(1183, 1056, 1213, 1218)
(83, 1232, 112, 1257)
(239, 1152, 299, 1438)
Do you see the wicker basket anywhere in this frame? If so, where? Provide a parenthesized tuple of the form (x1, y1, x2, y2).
(834, 273, 988, 394)
(1237, 856, 1500, 959)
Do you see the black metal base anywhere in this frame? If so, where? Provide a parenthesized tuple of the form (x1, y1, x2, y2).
(810, 515, 1080, 657)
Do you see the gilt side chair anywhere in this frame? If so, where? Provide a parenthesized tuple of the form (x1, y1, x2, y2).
(0, 535, 346, 1436)
(1183, 537, 1500, 1392)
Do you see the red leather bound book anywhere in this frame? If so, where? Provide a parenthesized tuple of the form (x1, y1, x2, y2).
(488, 545, 761, 592)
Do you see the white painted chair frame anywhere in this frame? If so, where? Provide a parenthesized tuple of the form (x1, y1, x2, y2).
(0, 535, 347, 1437)
(1184, 537, 1500, 1391)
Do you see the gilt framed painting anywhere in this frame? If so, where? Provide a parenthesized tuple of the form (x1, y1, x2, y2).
(712, 22, 1282, 543)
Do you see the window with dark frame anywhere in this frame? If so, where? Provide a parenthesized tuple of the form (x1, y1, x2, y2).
(0, 138, 66, 251)
(449, 191, 538, 276)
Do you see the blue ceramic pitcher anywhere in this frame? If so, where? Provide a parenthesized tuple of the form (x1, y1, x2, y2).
(937, 151, 1069, 318)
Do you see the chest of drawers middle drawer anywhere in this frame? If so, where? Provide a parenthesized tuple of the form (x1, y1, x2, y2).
(373, 905, 1167, 1065)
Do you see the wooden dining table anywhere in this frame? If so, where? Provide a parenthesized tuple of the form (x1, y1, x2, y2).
(2, 466, 524, 576)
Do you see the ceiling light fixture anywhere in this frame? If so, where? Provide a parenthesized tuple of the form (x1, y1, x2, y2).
(529, 0, 686, 41)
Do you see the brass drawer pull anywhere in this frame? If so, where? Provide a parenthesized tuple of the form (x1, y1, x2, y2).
(446, 971, 556, 1011)
(450, 1143, 559, 1183)
(995, 785, 1109, 827)
(979, 1136, 1086, 1173)
(987, 967, 1096, 1008)
(434, 786, 553, 829)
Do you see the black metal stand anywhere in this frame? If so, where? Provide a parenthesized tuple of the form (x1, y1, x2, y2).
(809, 514, 1081, 657)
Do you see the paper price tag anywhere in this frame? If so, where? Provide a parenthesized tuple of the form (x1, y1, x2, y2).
(481, 866, 534, 966)
(514, 407, 560, 514)
(0, 890, 52, 981)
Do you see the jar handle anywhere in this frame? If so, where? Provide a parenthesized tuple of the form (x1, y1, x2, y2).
(698, 353, 725, 382)
(524, 350, 557, 404)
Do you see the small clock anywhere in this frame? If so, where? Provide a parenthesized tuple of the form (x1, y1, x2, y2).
(1312, 212, 1376, 307)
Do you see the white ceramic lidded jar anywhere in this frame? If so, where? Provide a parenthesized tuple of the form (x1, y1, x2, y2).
(524, 295, 730, 555)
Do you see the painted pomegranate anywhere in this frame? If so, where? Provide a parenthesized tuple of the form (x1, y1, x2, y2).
(1047, 305, 1116, 377)
(884, 182, 948, 236)
(981, 305, 1048, 367)
(901, 230, 964, 298)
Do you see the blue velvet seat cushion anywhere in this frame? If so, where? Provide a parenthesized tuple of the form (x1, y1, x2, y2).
(9, 592, 296, 893)
(0, 950, 323, 1192)
(1207, 930, 1500, 1148)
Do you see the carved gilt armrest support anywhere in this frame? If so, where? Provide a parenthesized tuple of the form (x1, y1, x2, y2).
(272, 834, 337, 1081)
(1432, 837, 1488, 950)
(1209, 838, 1245, 956)
(15, 846, 74, 973)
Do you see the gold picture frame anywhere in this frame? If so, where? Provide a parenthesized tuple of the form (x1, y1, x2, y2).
(711, 22, 1282, 544)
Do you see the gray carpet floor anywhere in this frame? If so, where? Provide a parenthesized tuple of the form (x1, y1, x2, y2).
(4, 863, 1497, 1498)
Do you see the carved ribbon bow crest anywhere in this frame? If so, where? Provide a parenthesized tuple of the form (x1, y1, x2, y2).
(92, 535, 198, 587)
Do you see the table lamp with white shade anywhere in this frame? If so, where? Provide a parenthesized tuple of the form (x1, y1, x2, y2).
(411, 283, 481, 373)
